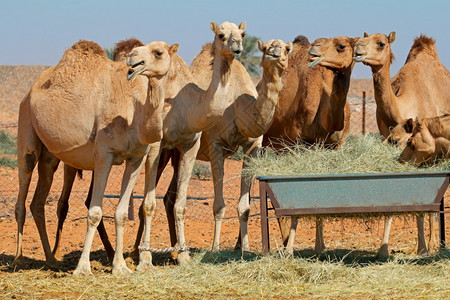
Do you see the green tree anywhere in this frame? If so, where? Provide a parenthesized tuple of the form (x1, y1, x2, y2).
(238, 35, 262, 77)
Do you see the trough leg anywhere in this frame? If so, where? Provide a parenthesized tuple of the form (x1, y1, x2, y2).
(260, 182, 270, 254)
(440, 197, 446, 249)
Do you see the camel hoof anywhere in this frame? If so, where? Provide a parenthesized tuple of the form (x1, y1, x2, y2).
(314, 245, 326, 254)
(177, 251, 190, 265)
(12, 256, 27, 270)
(112, 263, 134, 276)
(128, 249, 140, 263)
(136, 251, 153, 272)
(211, 245, 220, 252)
(376, 244, 389, 259)
(45, 257, 62, 269)
(73, 262, 93, 277)
(417, 247, 429, 256)
(284, 248, 294, 257)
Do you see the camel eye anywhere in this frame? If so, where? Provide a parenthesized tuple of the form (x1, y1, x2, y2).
(378, 42, 385, 48)
(241, 32, 246, 38)
(337, 44, 346, 52)
(218, 33, 225, 40)
(154, 50, 163, 57)
(407, 139, 414, 149)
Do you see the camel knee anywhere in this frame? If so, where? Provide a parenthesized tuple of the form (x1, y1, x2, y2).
(25, 152, 38, 172)
(237, 206, 250, 222)
(174, 204, 186, 221)
(142, 200, 156, 217)
(87, 207, 102, 227)
(115, 210, 128, 227)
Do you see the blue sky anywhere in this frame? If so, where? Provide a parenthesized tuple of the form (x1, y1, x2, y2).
(1, 0, 448, 78)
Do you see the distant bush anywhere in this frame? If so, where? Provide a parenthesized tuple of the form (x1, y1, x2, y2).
(192, 161, 212, 180)
(0, 130, 17, 168)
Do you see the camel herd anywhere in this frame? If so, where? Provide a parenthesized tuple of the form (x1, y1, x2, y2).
(13, 21, 449, 276)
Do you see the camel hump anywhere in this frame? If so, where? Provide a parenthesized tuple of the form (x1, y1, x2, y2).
(113, 38, 144, 61)
(69, 40, 106, 58)
(292, 35, 310, 47)
(406, 34, 438, 62)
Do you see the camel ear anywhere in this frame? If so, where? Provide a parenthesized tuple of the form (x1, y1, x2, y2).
(257, 40, 265, 53)
(210, 21, 219, 33)
(286, 42, 293, 54)
(364, 32, 369, 37)
(388, 31, 396, 43)
(239, 21, 246, 31)
(404, 118, 415, 133)
(169, 43, 179, 55)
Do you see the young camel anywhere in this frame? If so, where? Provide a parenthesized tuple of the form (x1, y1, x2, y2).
(399, 115, 450, 165)
(353, 32, 450, 256)
(15, 40, 175, 276)
(126, 21, 253, 269)
(260, 35, 355, 254)
(51, 38, 145, 263)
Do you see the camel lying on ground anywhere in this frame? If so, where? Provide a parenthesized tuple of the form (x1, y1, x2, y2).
(15, 40, 174, 276)
(399, 115, 450, 165)
(353, 32, 450, 256)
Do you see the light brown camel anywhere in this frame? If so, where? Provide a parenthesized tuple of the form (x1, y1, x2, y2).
(353, 32, 450, 256)
(126, 21, 253, 269)
(15, 40, 174, 276)
(51, 38, 145, 264)
(132, 38, 292, 253)
(260, 35, 355, 254)
(399, 115, 450, 165)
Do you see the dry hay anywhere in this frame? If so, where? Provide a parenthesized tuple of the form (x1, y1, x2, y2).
(1, 249, 449, 298)
(245, 134, 450, 177)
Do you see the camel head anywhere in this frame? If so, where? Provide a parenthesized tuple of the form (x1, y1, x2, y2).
(398, 119, 435, 165)
(308, 37, 355, 69)
(385, 118, 416, 148)
(353, 32, 396, 67)
(210, 21, 246, 59)
(127, 41, 179, 80)
(258, 39, 292, 70)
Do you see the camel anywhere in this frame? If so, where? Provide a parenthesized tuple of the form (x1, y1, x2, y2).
(15, 40, 175, 276)
(258, 35, 355, 254)
(399, 115, 450, 165)
(125, 21, 256, 269)
(353, 32, 450, 256)
(131, 37, 292, 254)
(50, 38, 146, 264)
(262, 35, 354, 149)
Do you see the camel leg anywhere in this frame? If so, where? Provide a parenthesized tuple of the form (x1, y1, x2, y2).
(83, 172, 115, 263)
(52, 164, 78, 260)
(209, 143, 225, 252)
(136, 144, 161, 272)
(314, 217, 326, 253)
(416, 214, 429, 255)
(164, 148, 180, 247)
(130, 148, 172, 262)
(427, 213, 437, 254)
(377, 216, 393, 258)
(112, 154, 148, 275)
(73, 154, 114, 276)
(286, 216, 299, 256)
(174, 139, 201, 264)
(29, 148, 60, 267)
(14, 104, 42, 265)
(236, 146, 259, 252)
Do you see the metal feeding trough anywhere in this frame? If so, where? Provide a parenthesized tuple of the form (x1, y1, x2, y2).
(257, 171, 449, 254)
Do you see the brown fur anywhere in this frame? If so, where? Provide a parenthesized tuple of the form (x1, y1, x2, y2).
(405, 35, 438, 63)
(113, 38, 144, 61)
(71, 40, 106, 57)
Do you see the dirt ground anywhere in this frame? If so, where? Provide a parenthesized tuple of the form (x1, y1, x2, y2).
(0, 65, 448, 270)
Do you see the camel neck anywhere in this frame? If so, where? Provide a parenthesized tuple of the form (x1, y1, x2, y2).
(372, 63, 402, 130)
(324, 67, 352, 132)
(236, 64, 284, 138)
(139, 80, 164, 144)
